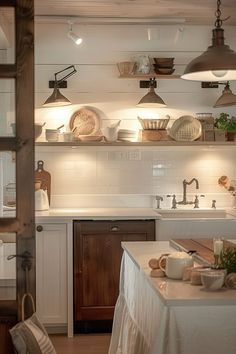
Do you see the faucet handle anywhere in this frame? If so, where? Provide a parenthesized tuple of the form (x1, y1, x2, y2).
(155, 195, 163, 209)
(193, 194, 205, 208)
(167, 194, 177, 209)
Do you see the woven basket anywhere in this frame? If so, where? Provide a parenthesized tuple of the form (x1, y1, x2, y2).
(138, 116, 170, 130)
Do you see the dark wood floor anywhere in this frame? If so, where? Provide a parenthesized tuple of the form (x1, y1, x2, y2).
(50, 334, 111, 354)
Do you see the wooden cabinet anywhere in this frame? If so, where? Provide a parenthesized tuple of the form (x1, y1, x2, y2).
(36, 223, 67, 330)
(73, 220, 155, 332)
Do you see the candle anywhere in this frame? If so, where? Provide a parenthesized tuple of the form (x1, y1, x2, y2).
(213, 239, 223, 255)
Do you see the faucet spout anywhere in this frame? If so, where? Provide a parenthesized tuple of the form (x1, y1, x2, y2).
(180, 178, 199, 205)
(185, 178, 199, 189)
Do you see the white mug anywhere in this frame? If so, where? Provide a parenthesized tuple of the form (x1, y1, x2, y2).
(159, 252, 193, 280)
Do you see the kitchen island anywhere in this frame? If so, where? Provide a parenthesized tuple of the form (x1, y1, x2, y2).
(109, 241, 236, 354)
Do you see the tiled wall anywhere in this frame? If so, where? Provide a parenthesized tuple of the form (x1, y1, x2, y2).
(35, 145, 236, 209)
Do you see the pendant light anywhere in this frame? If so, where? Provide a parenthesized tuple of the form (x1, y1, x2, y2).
(43, 65, 77, 107)
(214, 82, 236, 107)
(181, 0, 236, 82)
(137, 78, 166, 108)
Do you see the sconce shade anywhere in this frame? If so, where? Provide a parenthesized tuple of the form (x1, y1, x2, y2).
(182, 28, 236, 82)
(137, 78, 166, 108)
(42, 65, 77, 108)
(43, 86, 72, 107)
(214, 82, 236, 108)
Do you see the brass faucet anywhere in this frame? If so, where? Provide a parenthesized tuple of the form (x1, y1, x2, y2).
(168, 178, 201, 209)
(179, 178, 199, 205)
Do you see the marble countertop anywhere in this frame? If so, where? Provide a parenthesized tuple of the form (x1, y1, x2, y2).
(122, 240, 236, 306)
(3, 207, 161, 220)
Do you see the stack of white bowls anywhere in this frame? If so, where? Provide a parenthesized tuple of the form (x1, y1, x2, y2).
(118, 129, 137, 142)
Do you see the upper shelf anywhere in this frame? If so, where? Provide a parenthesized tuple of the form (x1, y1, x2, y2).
(118, 73, 181, 79)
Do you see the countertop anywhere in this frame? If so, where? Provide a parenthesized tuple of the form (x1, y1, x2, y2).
(3, 207, 161, 220)
(122, 240, 236, 306)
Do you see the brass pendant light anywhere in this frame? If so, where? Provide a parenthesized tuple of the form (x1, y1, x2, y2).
(182, 0, 236, 82)
(214, 82, 236, 107)
(137, 78, 166, 108)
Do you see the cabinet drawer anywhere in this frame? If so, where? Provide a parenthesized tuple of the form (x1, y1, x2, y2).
(74, 220, 155, 235)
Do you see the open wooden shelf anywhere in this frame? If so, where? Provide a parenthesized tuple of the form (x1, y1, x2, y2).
(119, 73, 181, 79)
(35, 141, 236, 147)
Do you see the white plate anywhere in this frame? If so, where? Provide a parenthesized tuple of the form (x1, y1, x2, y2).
(169, 115, 202, 141)
(69, 108, 100, 136)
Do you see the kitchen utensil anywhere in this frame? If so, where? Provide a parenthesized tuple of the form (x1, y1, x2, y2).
(69, 108, 100, 136)
(101, 120, 121, 142)
(201, 270, 225, 291)
(11, 122, 46, 139)
(153, 57, 175, 67)
(159, 252, 194, 279)
(35, 188, 49, 211)
(138, 115, 170, 130)
(169, 115, 202, 141)
(35, 160, 51, 204)
(117, 61, 136, 75)
(45, 129, 58, 142)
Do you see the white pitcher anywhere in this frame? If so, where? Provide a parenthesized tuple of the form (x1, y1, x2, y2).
(102, 120, 121, 142)
(159, 252, 193, 280)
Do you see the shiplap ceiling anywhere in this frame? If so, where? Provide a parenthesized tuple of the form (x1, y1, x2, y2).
(34, 0, 236, 25)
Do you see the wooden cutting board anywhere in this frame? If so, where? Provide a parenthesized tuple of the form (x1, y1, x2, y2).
(170, 238, 236, 265)
(35, 160, 51, 204)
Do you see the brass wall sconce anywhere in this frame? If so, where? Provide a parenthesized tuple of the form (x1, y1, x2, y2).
(214, 82, 236, 108)
(137, 78, 166, 108)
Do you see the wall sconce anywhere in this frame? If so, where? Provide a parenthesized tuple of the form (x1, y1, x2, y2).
(181, 0, 236, 81)
(43, 65, 77, 108)
(214, 82, 236, 108)
(67, 21, 83, 45)
(137, 78, 166, 108)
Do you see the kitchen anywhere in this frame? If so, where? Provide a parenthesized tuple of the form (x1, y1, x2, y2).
(1, 0, 236, 353)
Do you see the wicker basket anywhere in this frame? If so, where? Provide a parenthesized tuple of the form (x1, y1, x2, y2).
(138, 116, 170, 130)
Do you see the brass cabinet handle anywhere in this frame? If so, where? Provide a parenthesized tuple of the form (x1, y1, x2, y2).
(36, 225, 43, 232)
(111, 226, 120, 232)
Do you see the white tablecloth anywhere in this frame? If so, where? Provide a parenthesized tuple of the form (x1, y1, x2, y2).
(109, 251, 236, 354)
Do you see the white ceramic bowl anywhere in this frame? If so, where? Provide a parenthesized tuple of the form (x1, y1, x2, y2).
(201, 270, 225, 291)
(45, 129, 58, 142)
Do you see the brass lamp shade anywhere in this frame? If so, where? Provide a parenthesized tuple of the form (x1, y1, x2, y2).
(214, 83, 236, 108)
(43, 87, 72, 107)
(137, 79, 166, 108)
(182, 28, 236, 82)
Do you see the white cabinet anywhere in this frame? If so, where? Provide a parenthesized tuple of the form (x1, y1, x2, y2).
(36, 223, 67, 328)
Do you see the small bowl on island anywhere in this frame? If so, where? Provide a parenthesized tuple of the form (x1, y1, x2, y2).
(201, 270, 226, 291)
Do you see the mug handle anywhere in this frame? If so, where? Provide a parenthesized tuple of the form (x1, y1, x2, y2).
(159, 255, 168, 273)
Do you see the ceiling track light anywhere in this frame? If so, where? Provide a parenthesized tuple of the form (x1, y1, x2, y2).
(67, 20, 83, 45)
(43, 65, 77, 108)
(137, 78, 167, 108)
(214, 81, 236, 108)
(181, 0, 236, 82)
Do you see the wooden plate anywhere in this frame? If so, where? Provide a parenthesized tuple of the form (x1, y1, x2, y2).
(69, 108, 100, 136)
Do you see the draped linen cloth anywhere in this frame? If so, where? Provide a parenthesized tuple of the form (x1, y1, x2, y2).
(109, 251, 236, 354)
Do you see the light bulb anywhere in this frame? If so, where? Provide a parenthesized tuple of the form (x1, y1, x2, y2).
(211, 70, 228, 78)
(67, 31, 83, 45)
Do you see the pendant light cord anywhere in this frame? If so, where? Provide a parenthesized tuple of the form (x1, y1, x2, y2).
(215, 0, 230, 28)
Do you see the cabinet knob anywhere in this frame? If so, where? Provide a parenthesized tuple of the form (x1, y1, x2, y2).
(36, 225, 43, 232)
(111, 226, 120, 232)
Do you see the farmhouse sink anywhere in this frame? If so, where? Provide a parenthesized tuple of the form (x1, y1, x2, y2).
(155, 209, 236, 241)
(156, 209, 234, 219)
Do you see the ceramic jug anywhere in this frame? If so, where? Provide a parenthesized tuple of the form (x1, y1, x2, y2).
(102, 120, 121, 142)
(159, 252, 193, 280)
(35, 189, 49, 211)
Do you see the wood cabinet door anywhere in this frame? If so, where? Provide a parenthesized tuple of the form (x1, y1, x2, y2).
(74, 220, 155, 323)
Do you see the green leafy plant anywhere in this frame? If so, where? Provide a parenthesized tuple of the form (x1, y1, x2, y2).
(215, 113, 236, 132)
(220, 247, 236, 274)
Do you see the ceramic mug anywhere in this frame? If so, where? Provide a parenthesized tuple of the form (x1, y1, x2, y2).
(159, 252, 194, 280)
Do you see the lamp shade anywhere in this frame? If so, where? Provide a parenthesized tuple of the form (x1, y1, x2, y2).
(68, 31, 83, 45)
(137, 79, 166, 108)
(214, 83, 236, 108)
(182, 28, 236, 82)
(43, 87, 72, 107)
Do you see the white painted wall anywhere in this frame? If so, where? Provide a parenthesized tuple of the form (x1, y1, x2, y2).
(2, 22, 236, 208)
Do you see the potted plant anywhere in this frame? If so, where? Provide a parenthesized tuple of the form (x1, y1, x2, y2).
(214, 113, 236, 141)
